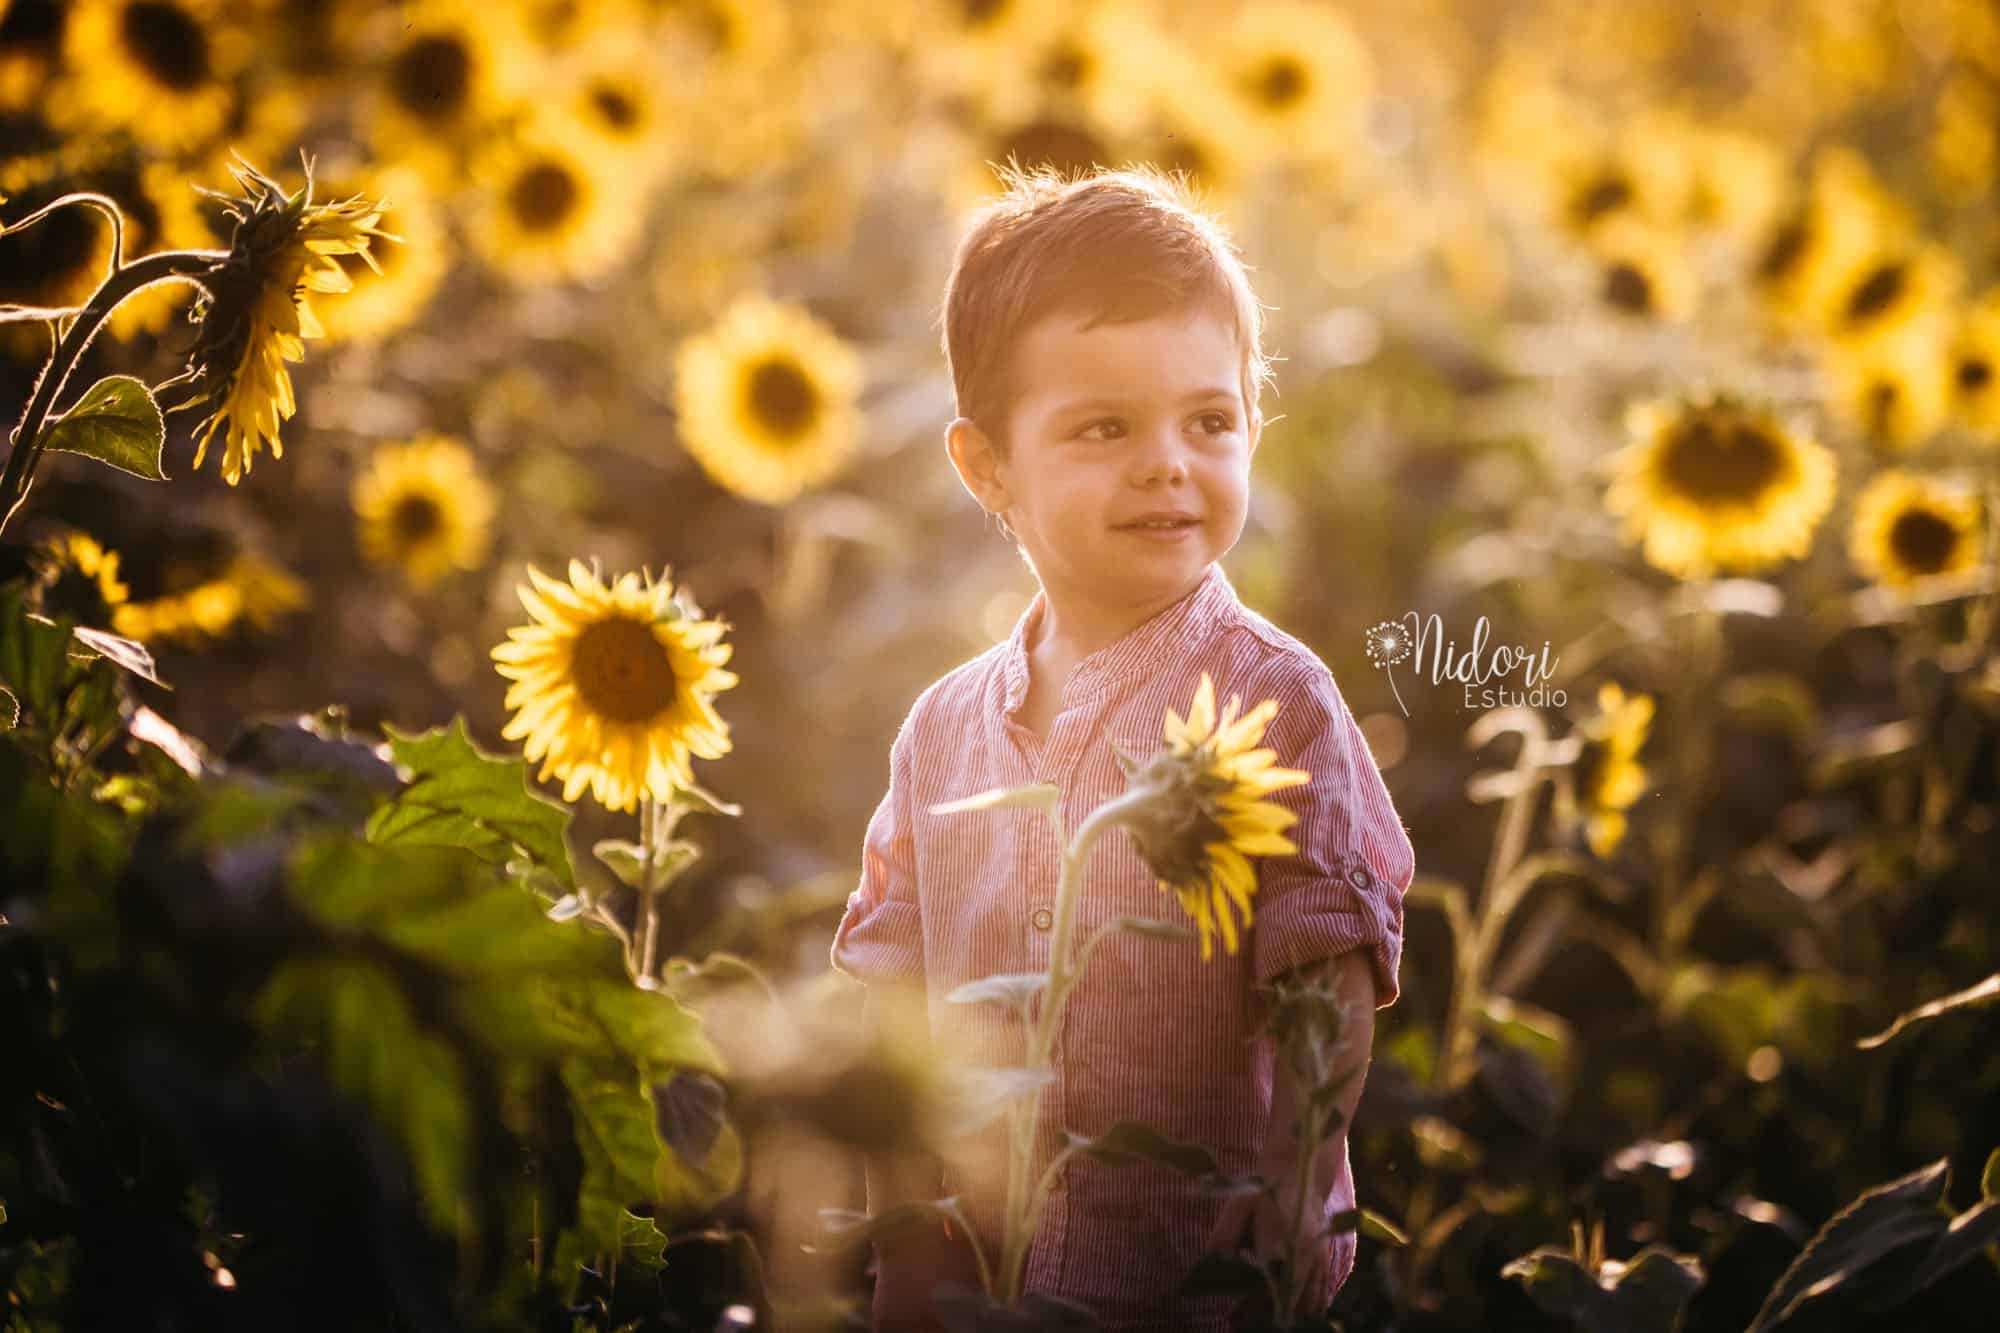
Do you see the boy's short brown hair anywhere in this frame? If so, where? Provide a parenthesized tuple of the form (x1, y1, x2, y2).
(939, 162, 1273, 460)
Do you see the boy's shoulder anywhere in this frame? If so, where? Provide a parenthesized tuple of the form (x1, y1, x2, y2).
(891, 639, 1012, 746)
(1205, 596, 1346, 702)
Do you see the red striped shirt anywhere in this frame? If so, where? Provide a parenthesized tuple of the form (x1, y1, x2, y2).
(830, 562, 1416, 1330)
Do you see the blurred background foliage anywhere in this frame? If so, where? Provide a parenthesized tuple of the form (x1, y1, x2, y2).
(5, 0, 2000, 1328)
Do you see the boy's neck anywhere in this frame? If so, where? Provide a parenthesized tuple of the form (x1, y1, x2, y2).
(1027, 566, 1214, 667)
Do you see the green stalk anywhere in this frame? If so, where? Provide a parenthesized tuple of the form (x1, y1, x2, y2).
(0, 247, 222, 536)
(996, 788, 1150, 1305)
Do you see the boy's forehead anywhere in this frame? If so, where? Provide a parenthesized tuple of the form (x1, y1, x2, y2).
(1011, 304, 1246, 406)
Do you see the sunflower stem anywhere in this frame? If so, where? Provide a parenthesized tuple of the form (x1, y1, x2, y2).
(995, 787, 1151, 1306)
(0, 248, 222, 537)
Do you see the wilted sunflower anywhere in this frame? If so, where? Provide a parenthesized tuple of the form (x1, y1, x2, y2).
(352, 435, 496, 590)
(468, 132, 641, 284)
(1606, 394, 1838, 579)
(1212, 0, 1371, 167)
(673, 296, 863, 505)
(1117, 672, 1312, 962)
(56, 0, 243, 153)
(493, 562, 737, 813)
(30, 531, 127, 625)
(1561, 682, 1653, 859)
(1825, 330, 1951, 454)
(314, 164, 450, 344)
(180, 158, 393, 485)
(1848, 470, 1984, 588)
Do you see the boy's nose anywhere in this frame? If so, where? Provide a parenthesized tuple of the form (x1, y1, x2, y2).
(1131, 433, 1191, 487)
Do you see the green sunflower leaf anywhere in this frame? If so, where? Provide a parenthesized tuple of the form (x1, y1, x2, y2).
(369, 716, 575, 889)
(69, 625, 166, 686)
(41, 375, 167, 481)
(0, 683, 16, 730)
(1067, 1120, 1217, 1176)
(1503, 1245, 1704, 1333)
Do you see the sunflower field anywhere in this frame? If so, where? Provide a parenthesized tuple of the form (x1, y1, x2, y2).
(4, 0, 2000, 1329)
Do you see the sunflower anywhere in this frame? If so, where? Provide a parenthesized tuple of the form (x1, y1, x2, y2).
(1848, 470, 1984, 588)
(367, 0, 525, 181)
(1561, 682, 1653, 859)
(491, 561, 738, 813)
(1754, 147, 1903, 333)
(0, 1, 64, 112)
(1825, 330, 1951, 455)
(1548, 146, 1664, 239)
(467, 131, 641, 284)
(1821, 241, 1961, 349)
(563, 46, 677, 175)
(1211, 0, 1372, 168)
(1588, 217, 1696, 322)
(1950, 293, 2000, 438)
(30, 531, 128, 625)
(352, 435, 496, 589)
(113, 552, 306, 644)
(1606, 393, 1838, 579)
(909, 0, 1066, 105)
(951, 102, 1118, 212)
(1673, 121, 1785, 244)
(1116, 672, 1312, 962)
(313, 165, 450, 344)
(181, 158, 393, 485)
(672, 296, 863, 505)
(55, 0, 243, 153)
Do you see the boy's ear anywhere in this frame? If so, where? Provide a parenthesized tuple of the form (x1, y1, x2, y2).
(945, 416, 1011, 514)
(1247, 408, 1263, 456)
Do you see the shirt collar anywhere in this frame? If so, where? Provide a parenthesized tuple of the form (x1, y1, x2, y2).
(1001, 563, 1237, 715)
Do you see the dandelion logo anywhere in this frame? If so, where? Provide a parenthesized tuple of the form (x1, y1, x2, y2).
(1365, 619, 1412, 717)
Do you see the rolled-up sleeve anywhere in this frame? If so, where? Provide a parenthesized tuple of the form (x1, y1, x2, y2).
(829, 722, 925, 987)
(1250, 663, 1416, 1009)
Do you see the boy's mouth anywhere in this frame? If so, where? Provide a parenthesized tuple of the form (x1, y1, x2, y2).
(1114, 512, 1202, 533)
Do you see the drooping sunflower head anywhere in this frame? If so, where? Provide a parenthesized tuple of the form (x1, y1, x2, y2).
(352, 434, 497, 590)
(181, 156, 393, 485)
(1848, 469, 1984, 589)
(30, 531, 128, 625)
(492, 561, 738, 813)
(1563, 681, 1653, 859)
(1606, 393, 1838, 580)
(56, 0, 244, 152)
(1117, 672, 1311, 962)
(672, 296, 864, 505)
(1823, 241, 1961, 349)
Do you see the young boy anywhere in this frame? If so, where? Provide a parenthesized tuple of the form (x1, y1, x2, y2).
(829, 165, 1416, 1332)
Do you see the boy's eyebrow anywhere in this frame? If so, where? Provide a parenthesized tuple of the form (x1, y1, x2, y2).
(1053, 387, 1240, 413)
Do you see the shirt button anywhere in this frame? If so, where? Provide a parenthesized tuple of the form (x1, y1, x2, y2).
(1031, 907, 1053, 931)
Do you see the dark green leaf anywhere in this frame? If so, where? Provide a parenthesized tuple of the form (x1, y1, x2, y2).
(369, 717, 575, 889)
(1325, 1207, 1410, 1245)
(652, 1070, 727, 1170)
(1067, 1120, 1217, 1176)
(563, 1058, 669, 1253)
(0, 683, 16, 729)
(1856, 973, 2000, 1050)
(70, 625, 165, 686)
(0, 585, 81, 725)
(1747, 1158, 1982, 1331)
(41, 375, 166, 480)
(1501, 1245, 1704, 1333)
(670, 781, 742, 818)
(1176, 1252, 1267, 1299)
(253, 959, 470, 1235)
(594, 838, 647, 888)
(1115, 917, 1198, 943)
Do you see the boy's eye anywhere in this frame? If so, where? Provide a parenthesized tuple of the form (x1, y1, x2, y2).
(1198, 412, 1234, 434)
(1078, 418, 1127, 441)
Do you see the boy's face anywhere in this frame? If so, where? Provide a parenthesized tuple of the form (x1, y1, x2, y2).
(949, 303, 1260, 617)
